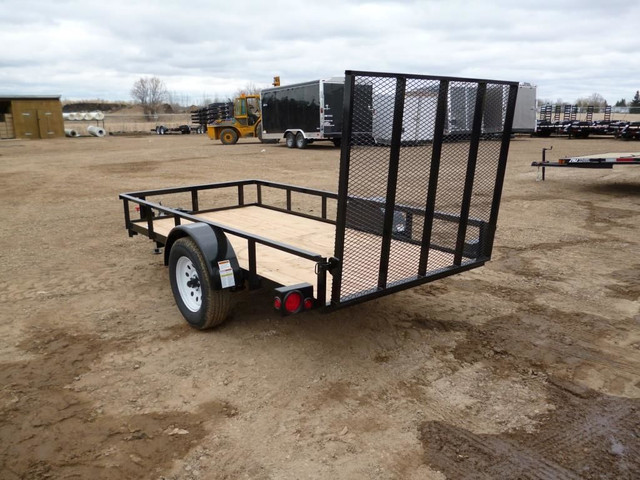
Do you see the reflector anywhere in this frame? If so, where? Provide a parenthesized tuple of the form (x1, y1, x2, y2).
(284, 291, 302, 313)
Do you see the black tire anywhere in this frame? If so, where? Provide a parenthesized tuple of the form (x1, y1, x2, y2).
(285, 132, 295, 148)
(220, 128, 238, 145)
(295, 132, 307, 149)
(168, 237, 230, 329)
(332, 138, 341, 148)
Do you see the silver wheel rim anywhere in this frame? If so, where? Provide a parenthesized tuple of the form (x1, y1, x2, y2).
(176, 256, 202, 312)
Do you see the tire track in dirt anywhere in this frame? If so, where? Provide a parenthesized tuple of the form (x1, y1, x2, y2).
(419, 385, 640, 480)
(450, 309, 640, 385)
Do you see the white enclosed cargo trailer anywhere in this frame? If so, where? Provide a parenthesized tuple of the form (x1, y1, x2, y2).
(513, 83, 537, 133)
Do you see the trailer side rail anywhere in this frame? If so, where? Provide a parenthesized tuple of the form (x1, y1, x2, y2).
(120, 179, 337, 262)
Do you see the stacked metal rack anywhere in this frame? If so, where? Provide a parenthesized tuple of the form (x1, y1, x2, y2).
(534, 105, 639, 140)
(205, 102, 233, 124)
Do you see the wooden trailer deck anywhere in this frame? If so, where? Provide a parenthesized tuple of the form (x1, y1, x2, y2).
(135, 205, 459, 296)
(146, 206, 332, 289)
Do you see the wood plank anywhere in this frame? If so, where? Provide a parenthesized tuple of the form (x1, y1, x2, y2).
(145, 207, 333, 290)
(197, 208, 335, 257)
(139, 206, 463, 298)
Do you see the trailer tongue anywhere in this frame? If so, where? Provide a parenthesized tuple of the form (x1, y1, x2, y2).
(120, 70, 519, 329)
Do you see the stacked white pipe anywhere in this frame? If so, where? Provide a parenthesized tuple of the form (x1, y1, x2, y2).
(87, 125, 106, 137)
(63, 111, 107, 137)
(63, 111, 105, 120)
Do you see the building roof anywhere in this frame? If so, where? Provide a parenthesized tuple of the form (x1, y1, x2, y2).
(0, 95, 61, 100)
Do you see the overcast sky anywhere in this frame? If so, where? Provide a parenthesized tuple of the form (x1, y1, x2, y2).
(1, 0, 638, 105)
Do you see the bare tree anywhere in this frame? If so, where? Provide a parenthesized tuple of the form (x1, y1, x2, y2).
(131, 76, 168, 118)
(575, 92, 607, 108)
(233, 82, 261, 98)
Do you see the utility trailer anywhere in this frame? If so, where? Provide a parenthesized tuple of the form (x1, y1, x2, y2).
(534, 105, 627, 139)
(151, 103, 234, 136)
(260, 77, 345, 148)
(119, 70, 518, 329)
(619, 122, 640, 140)
(532, 152, 640, 170)
(152, 124, 207, 135)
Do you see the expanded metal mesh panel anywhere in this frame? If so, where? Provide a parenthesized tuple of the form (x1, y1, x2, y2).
(333, 72, 516, 303)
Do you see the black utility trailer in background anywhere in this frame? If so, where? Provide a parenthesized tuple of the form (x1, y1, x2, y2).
(120, 70, 518, 329)
(260, 78, 345, 148)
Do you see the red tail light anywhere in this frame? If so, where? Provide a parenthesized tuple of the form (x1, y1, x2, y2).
(273, 283, 315, 315)
(284, 291, 303, 314)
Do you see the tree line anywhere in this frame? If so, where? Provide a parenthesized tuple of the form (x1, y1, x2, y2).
(539, 90, 640, 113)
(130, 76, 261, 118)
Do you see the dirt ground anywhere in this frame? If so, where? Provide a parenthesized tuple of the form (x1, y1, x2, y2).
(0, 133, 638, 479)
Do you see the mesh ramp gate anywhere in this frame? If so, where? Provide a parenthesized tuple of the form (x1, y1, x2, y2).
(331, 71, 518, 306)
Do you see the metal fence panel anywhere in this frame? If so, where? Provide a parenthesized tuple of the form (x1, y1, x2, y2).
(332, 71, 517, 305)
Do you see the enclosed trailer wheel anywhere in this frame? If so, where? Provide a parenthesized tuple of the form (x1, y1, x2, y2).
(285, 132, 295, 148)
(295, 132, 307, 149)
(169, 237, 230, 329)
(220, 128, 239, 145)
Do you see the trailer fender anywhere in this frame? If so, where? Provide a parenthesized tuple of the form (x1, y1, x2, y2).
(164, 223, 243, 290)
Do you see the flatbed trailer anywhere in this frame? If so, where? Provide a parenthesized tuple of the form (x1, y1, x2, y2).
(120, 70, 518, 329)
(532, 152, 640, 169)
(152, 124, 206, 135)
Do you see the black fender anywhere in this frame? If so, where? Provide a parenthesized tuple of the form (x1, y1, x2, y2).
(164, 223, 243, 290)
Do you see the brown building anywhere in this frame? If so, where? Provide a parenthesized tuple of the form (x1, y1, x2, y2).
(0, 96, 64, 139)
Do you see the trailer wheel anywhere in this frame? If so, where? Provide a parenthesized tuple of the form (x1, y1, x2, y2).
(220, 128, 238, 145)
(285, 132, 295, 148)
(295, 132, 307, 149)
(169, 237, 230, 329)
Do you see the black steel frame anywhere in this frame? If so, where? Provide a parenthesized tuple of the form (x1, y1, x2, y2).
(330, 70, 519, 308)
(120, 180, 338, 306)
(121, 69, 519, 314)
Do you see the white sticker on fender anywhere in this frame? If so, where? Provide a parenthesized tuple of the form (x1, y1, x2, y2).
(218, 260, 235, 288)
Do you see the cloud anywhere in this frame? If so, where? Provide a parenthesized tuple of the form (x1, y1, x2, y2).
(0, 0, 638, 103)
